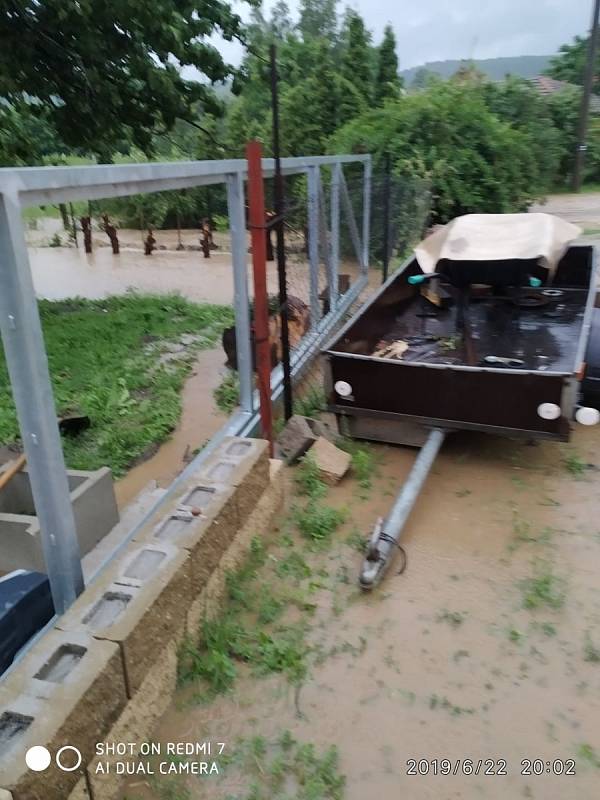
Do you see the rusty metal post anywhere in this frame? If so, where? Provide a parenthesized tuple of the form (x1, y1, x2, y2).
(246, 141, 274, 454)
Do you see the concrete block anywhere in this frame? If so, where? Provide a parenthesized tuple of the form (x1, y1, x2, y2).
(196, 459, 285, 628)
(306, 413, 338, 443)
(276, 415, 317, 463)
(57, 544, 190, 696)
(135, 479, 239, 598)
(0, 632, 126, 800)
(85, 639, 178, 800)
(310, 436, 351, 485)
(0, 467, 119, 573)
(196, 437, 270, 522)
(67, 778, 91, 800)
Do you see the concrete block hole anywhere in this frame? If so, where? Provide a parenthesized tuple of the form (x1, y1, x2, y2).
(0, 712, 32, 757)
(206, 462, 235, 481)
(225, 441, 252, 457)
(33, 643, 87, 683)
(183, 486, 216, 509)
(82, 591, 132, 629)
(154, 515, 192, 541)
(123, 550, 166, 581)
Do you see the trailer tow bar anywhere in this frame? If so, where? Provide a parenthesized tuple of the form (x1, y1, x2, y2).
(359, 428, 447, 590)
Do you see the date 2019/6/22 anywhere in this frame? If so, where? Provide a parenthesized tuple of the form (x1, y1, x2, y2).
(406, 759, 576, 776)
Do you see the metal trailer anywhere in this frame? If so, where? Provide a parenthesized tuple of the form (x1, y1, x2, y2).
(323, 243, 600, 589)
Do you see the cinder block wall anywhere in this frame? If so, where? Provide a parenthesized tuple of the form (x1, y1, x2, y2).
(0, 468, 119, 573)
(0, 438, 285, 800)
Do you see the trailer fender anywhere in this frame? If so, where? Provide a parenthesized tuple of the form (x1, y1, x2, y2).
(581, 308, 600, 410)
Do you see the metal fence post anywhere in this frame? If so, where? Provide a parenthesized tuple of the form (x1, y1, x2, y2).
(0, 192, 84, 613)
(362, 157, 372, 273)
(226, 172, 253, 415)
(307, 166, 321, 330)
(330, 163, 341, 311)
(339, 170, 363, 268)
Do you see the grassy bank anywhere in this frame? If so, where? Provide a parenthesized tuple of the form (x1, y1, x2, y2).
(0, 294, 233, 477)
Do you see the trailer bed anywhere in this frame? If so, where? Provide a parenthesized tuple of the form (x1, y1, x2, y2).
(324, 244, 596, 442)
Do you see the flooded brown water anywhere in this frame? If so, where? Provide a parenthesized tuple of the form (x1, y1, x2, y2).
(120, 425, 600, 800)
(115, 348, 228, 509)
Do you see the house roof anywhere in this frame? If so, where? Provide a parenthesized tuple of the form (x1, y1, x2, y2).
(529, 75, 600, 114)
(529, 75, 577, 95)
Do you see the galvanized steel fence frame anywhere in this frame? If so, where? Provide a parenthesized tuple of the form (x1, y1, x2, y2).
(0, 153, 371, 620)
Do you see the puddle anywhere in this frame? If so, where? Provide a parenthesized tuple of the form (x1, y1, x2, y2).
(120, 425, 600, 800)
(115, 348, 228, 509)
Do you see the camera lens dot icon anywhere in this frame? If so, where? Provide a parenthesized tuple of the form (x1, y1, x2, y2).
(25, 746, 51, 772)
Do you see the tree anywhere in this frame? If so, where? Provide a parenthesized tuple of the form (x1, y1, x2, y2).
(546, 35, 597, 89)
(375, 25, 402, 105)
(270, 0, 294, 40)
(339, 11, 373, 122)
(331, 82, 550, 222)
(0, 0, 254, 158)
(298, 0, 338, 41)
(411, 67, 437, 90)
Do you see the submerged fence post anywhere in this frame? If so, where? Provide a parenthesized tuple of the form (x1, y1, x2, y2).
(0, 192, 84, 614)
(307, 165, 321, 331)
(246, 141, 274, 454)
(226, 172, 253, 415)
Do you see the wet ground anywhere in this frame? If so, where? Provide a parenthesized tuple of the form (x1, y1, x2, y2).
(120, 424, 600, 800)
(114, 348, 228, 509)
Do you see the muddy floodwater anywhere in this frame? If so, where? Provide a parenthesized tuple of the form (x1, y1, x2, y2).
(120, 425, 600, 800)
(115, 348, 228, 509)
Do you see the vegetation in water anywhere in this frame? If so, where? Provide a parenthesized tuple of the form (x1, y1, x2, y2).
(214, 370, 240, 414)
(0, 294, 233, 477)
(520, 563, 566, 611)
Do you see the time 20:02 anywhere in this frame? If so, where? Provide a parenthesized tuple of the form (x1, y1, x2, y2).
(521, 759, 576, 775)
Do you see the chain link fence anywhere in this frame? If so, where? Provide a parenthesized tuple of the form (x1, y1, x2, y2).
(279, 165, 432, 424)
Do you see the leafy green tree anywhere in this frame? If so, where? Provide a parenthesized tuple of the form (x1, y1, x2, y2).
(331, 82, 547, 222)
(481, 76, 563, 191)
(298, 0, 338, 41)
(270, 0, 294, 40)
(411, 67, 437, 90)
(546, 35, 597, 89)
(0, 101, 66, 166)
(375, 25, 402, 105)
(0, 0, 255, 158)
(339, 11, 373, 122)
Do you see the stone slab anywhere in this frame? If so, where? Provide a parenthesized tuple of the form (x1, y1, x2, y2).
(276, 416, 317, 463)
(310, 436, 351, 485)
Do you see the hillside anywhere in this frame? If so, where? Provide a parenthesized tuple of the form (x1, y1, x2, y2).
(401, 55, 553, 85)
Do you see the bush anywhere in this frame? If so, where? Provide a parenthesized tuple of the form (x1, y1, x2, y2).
(330, 80, 562, 223)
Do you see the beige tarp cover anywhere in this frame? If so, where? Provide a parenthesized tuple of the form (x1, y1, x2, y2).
(415, 213, 582, 276)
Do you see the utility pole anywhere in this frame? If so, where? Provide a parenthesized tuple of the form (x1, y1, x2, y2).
(573, 0, 600, 192)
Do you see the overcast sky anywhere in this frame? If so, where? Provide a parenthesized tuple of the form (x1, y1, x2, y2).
(215, 0, 593, 71)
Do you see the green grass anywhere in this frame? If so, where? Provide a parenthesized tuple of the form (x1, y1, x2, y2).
(222, 733, 345, 800)
(213, 370, 240, 414)
(577, 743, 600, 768)
(336, 438, 377, 490)
(520, 563, 566, 611)
(0, 294, 233, 477)
(178, 538, 310, 696)
(296, 503, 347, 543)
(436, 609, 466, 628)
(294, 387, 326, 419)
(563, 452, 587, 478)
(583, 633, 600, 663)
(295, 453, 327, 500)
